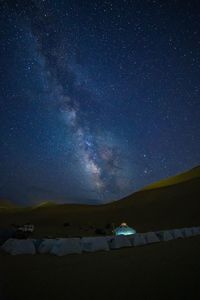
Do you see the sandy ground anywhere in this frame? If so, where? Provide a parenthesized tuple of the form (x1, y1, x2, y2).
(0, 236, 200, 300)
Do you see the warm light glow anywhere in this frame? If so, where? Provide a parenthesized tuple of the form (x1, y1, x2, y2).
(115, 224, 136, 236)
(120, 222, 128, 227)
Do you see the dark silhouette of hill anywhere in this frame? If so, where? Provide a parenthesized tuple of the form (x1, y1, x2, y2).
(0, 166, 199, 236)
(110, 167, 200, 231)
(0, 198, 19, 209)
(142, 165, 200, 190)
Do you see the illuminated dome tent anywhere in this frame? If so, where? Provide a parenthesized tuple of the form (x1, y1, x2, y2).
(114, 223, 136, 236)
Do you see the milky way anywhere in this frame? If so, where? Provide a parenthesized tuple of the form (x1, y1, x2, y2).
(0, 1, 200, 204)
(27, 3, 132, 201)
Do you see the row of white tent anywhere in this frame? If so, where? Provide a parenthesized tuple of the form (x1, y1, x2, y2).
(1, 226, 200, 256)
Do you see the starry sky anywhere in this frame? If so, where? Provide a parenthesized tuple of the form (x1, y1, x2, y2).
(0, 0, 200, 205)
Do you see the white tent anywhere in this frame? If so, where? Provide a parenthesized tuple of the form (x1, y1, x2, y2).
(170, 229, 184, 239)
(143, 232, 160, 244)
(156, 230, 174, 241)
(108, 235, 131, 249)
(50, 238, 82, 256)
(1, 239, 36, 255)
(81, 237, 109, 252)
(105, 236, 115, 242)
(182, 227, 194, 238)
(38, 239, 55, 254)
(114, 224, 136, 236)
(192, 227, 200, 236)
(128, 234, 146, 246)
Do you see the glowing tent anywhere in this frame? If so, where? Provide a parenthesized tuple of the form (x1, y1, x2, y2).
(114, 223, 136, 236)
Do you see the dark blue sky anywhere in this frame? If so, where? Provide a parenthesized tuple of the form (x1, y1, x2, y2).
(0, 0, 200, 205)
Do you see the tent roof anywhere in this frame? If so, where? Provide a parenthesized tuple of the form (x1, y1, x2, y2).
(115, 225, 136, 236)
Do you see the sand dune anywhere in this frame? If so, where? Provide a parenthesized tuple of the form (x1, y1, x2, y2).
(0, 166, 199, 237)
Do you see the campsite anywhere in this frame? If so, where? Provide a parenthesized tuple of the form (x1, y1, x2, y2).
(0, 166, 200, 299)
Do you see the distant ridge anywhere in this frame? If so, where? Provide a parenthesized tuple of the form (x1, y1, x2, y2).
(0, 165, 200, 234)
(142, 165, 200, 191)
(32, 201, 57, 209)
(0, 199, 18, 209)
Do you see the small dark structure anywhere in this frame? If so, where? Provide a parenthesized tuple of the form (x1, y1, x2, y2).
(95, 228, 106, 235)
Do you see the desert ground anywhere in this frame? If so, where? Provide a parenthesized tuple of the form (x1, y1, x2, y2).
(0, 237, 200, 300)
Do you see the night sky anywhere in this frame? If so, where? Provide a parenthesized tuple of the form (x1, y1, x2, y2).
(0, 0, 200, 205)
